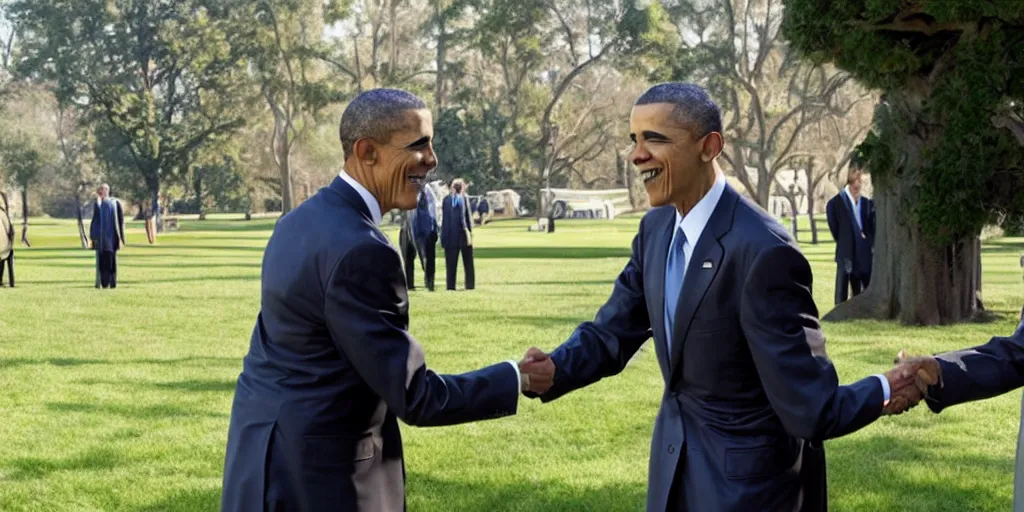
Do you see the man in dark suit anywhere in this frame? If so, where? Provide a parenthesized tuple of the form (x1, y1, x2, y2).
(88, 184, 125, 289)
(412, 186, 438, 291)
(221, 88, 555, 512)
(0, 191, 13, 287)
(525, 83, 931, 512)
(826, 161, 875, 304)
(398, 210, 419, 290)
(440, 178, 474, 291)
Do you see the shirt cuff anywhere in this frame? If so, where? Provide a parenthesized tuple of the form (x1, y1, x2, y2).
(506, 360, 522, 396)
(873, 374, 890, 403)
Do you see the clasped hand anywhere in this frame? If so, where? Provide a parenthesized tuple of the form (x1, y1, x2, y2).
(881, 350, 941, 415)
(518, 347, 555, 394)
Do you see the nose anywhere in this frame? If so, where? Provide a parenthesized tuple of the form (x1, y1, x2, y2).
(631, 143, 651, 166)
(423, 145, 438, 169)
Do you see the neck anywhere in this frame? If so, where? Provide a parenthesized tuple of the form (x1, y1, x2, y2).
(672, 164, 717, 216)
(848, 187, 859, 202)
(344, 161, 387, 213)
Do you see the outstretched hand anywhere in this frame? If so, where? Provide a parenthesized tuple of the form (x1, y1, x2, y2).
(519, 347, 555, 395)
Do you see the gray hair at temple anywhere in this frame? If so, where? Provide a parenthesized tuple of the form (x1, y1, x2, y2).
(634, 83, 723, 137)
(339, 88, 427, 160)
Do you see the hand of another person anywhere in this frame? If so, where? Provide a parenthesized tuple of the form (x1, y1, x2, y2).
(465, 229, 472, 247)
(881, 350, 941, 415)
(519, 347, 554, 394)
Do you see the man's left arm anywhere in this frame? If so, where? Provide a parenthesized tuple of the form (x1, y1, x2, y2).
(741, 243, 887, 441)
(533, 219, 652, 402)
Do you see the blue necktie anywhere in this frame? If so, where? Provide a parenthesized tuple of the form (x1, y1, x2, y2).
(664, 226, 687, 351)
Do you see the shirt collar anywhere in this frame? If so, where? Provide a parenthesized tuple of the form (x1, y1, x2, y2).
(844, 185, 860, 205)
(674, 172, 727, 245)
(339, 170, 383, 225)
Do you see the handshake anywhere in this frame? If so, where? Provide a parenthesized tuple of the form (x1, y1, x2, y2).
(517, 347, 556, 395)
(881, 350, 942, 415)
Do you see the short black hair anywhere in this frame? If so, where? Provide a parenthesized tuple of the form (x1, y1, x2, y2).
(634, 83, 723, 136)
(339, 88, 427, 160)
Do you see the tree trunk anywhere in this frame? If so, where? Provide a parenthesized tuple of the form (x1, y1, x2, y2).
(823, 176, 980, 325)
(76, 200, 88, 248)
(786, 194, 799, 241)
(433, 2, 447, 111)
(807, 198, 819, 244)
(19, 187, 30, 247)
(279, 134, 294, 214)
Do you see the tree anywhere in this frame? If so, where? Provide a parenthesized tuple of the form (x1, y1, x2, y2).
(663, 0, 864, 208)
(0, 132, 48, 246)
(11, 0, 256, 234)
(243, 0, 347, 214)
(783, 1, 1024, 325)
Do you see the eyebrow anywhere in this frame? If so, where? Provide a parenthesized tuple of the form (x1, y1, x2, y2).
(405, 136, 431, 148)
(630, 130, 670, 142)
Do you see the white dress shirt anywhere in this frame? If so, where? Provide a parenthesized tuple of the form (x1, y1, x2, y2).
(338, 169, 524, 393)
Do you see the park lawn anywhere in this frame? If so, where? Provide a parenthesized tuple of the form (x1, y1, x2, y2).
(0, 213, 1022, 511)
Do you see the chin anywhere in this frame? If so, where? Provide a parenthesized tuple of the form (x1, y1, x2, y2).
(394, 190, 418, 210)
(645, 186, 668, 207)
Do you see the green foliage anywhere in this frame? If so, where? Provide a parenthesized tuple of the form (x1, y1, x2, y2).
(10, 0, 257, 212)
(783, 0, 1024, 244)
(0, 131, 45, 189)
(433, 104, 510, 191)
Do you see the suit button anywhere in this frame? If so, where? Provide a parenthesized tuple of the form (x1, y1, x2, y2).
(668, 445, 675, 454)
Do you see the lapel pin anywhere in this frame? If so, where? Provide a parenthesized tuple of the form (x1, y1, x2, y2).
(702, 260, 713, 269)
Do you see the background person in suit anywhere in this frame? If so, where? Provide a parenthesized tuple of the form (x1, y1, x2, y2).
(0, 192, 13, 287)
(441, 178, 474, 290)
(826, 160, 875, 304)
(221, 88, 555, 512)
(398, 210, 419, 290)
(413, 186, 439, 291)
(88, 184, 125, 289)
(525, 83, 930, 512)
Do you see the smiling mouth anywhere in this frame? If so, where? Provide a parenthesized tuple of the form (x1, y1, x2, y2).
(640, 168, 662, 184)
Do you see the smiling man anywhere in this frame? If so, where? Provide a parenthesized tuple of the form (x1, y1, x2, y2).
(221, 88, 555, 512)
(525, 83, 935, 511)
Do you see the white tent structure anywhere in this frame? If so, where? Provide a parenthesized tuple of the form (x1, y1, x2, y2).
(540, 187, 632, 219)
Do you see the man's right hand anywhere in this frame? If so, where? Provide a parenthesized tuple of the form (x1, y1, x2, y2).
(882, 350, 941, 415)
(519, 347, 555, 395)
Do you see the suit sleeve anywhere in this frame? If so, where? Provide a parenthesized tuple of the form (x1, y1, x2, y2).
(324, 242, 518, 427)
(826, 199, 839, 242)
(535, 219, 652, 402)
(116, 201, 126, 246)
(464, 199, 472, 233)
(927, 321, 1024, 413)
(740, 243, 883, 441)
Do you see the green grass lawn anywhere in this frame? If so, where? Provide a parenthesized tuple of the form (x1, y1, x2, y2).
(1, 213, 1022, 511)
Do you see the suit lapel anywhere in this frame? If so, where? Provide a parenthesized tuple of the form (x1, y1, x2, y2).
(647, 209, 674, 380)
(668, 186, 739, 382)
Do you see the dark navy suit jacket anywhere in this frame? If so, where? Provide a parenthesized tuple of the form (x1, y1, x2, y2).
(538, 184, 884, 512)
(440, 194, 471, 249)
(826, 191, 874, 277)
(927, 317, 1024, 413)
(221, 176, 519, 512)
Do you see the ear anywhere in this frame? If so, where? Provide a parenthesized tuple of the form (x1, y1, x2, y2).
(700, 132, 724, 162)
(354, 138, 378, 165)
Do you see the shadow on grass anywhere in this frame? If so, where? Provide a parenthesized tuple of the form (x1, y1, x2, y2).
(0, 356, 239, 370)
(47, 401, 228, 420)
(406, 473, 648, 511)
(134, 487, 222, 512)
(505, 315, 588, 330)
(5, 446, 127, 481)
(473, 247, 632, 259)
(74, 378, 237, 394)
(828, 432, 1012, 511)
